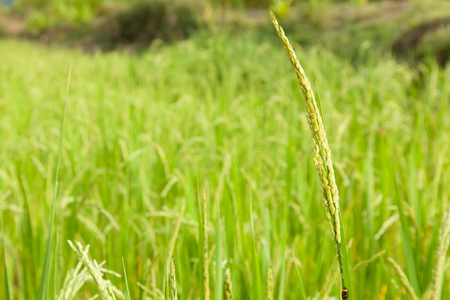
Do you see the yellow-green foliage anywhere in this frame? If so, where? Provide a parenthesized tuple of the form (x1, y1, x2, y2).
(1, 9, 449, 298)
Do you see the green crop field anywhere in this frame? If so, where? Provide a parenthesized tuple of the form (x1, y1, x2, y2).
(0, 9, 449, 300)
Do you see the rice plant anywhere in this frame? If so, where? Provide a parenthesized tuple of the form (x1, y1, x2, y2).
(68, 240, 123, 300)
(271, 11, 352, 298)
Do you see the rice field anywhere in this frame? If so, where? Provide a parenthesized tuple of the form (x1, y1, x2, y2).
(0, 18, 449, 299)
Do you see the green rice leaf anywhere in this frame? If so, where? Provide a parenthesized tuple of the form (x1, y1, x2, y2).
(214, 199, 222, 300)
(122, 257, 131, 300)
(37, 66, 71, 300)
(249, 194, 262, 299)
(294, 263, 307, 300)
(392, 160, 420, 296)
(2, 218, 12, 300)
(338, 209, 352, 299)
(277, 204, 287, 300)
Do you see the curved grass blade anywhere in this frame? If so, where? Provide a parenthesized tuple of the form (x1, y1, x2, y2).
(392, 158, 420, 296)
(2, 218, 12, 300)
(214, 200, 223, 300)
(250, 193, 262, 300)
(387, 257, 419, 300)
(122, 257, 131, 300)
(294, 263, 307, 300)
(338, 209, 352, 298)
(277, 204, 287, 300)
(310, 234, 327, 296)
(37, 66, 72, 300)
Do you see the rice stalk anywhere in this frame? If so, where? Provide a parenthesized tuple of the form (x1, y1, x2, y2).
(387, 257, 419, 300)
(2, 218, 12, 300)
(170, 259, 177, 300)
(202, 190, 210, 300)
(266, 267, 273, 300)
(270, 11, 351, 294)
(270, 11, 340, 244)
(374, 214, 399, 241)
(223, 268, 232, 300)
(352, 250, 386, 271)
(57, 262, 92, 300)
(424, 206, 450, 300)
(67, 240, 118, 300)
(167, 202, 186, 271)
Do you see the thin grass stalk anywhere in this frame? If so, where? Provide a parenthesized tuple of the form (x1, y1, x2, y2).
(214, 199, 223, 300)
(294, 263, 308, 300)
(387, 257, 419, 300)
(266, 267, 273, 300)
(122, 258, 131, 300)
(170, 259, 177, 300)
(270, 12, 350, 292)
(37, 66, 71, 300)
(151, 268, 157, 300)
(202, 190, 210, 300)
(425, 206, 450, 300)
(68, 240, 117, 300)
(167, 202, 186, 273)
(2, 218, 12, 300)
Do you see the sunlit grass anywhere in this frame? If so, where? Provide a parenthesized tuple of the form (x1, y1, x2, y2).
(0, 28, 449, 299)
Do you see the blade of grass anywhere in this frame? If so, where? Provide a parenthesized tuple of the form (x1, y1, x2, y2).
(315, 80, 325, 127)
(2, 218, 12, 300)
(338, 209, 352, 298)
(52, 232, 59, 300)
(294, 262, 308, 300)
(122, 257, 131, 300)
(310, 233, 327, 296)
(164, 249, 168, 300)
(423, 220, 441, 289)
(392, 156, 421, 296)
(214, 198, 222, 300)
(427, 206, 450, 300)
(250, 193, 262, 299)
(277, 203, 287, 300)
(37, 66, 71, 300)
(199, 188, 210, 300)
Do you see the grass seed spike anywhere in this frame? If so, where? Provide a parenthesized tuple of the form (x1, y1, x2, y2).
(270, 11, 351, 299)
